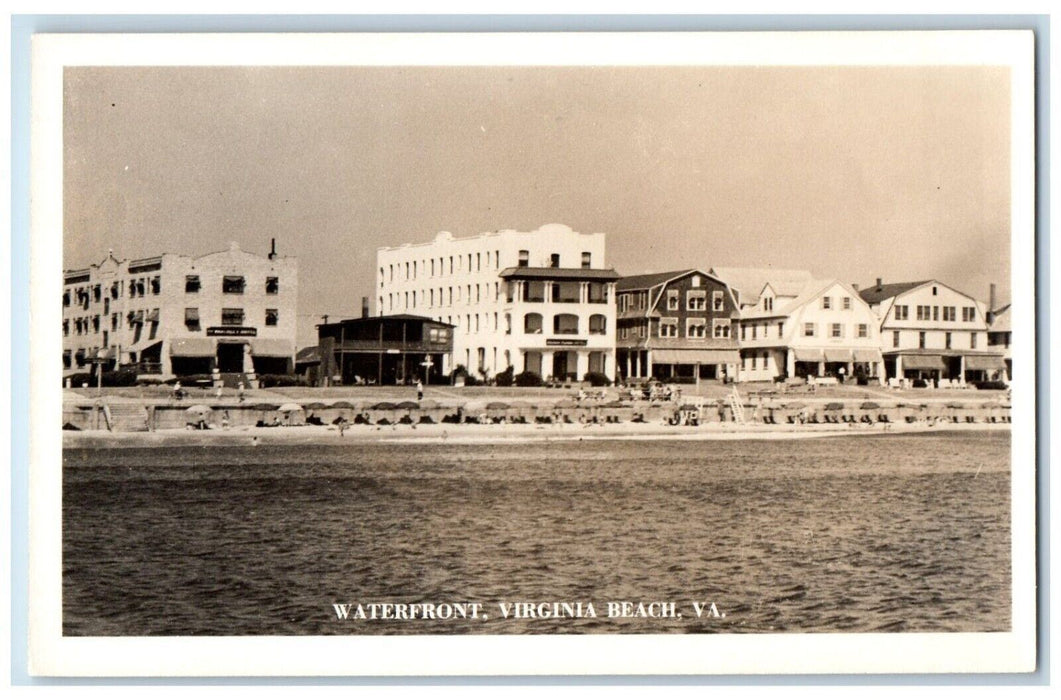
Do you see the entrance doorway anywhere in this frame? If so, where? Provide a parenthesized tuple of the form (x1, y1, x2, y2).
(552, 351, 576, 381)
(216, 342, 245, 373)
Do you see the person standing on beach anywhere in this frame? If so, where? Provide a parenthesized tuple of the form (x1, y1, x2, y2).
(237, 381, 245, 403)
(416, 379, 424, 402)
(221, 410, 230, 430)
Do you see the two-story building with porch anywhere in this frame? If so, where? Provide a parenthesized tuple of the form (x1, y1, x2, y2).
(614, 269, 740, 382)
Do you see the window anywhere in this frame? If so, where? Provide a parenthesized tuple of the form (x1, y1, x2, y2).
(933, 306, 939, 321)
(553, 281, 580, 303)
(932, 286, 938, 296)
(777, 321, 784, 336)
(893, 330, 900, 347)
(518, 250, 529, 267)
(150, 277, 160, 295)
(265, 309, 279, 326)
(751, 355, 757, 370)
(659, 317, 678, 338)
(804, 323, 816, 337)
(945, 332, 952, 349)
(843, 296, 851, 310)
(581, 252, 591, 268)
(524, 281, 546, 303)
(222, 276, 245, 294)
(918, 331, 926, 349)
(894, 305, 909, 320)
(740, 324, 746, 340)
(476, 253, 481, 271)
(943, 306, 956, 322)
(712, 290, 725, 311)
(962, 306, 977, 322)
(619, 326, 629, 340)
(687, 318, 707, 338)
(221, 308, 244, 326)
(663, 290, 678, 310)
(822, 296, 832, 310)
(687, 290, 707, 311)
(831, 323, 843, 338)
(505, 313, 511, 335)
(184, 308, 200, 330)
(589, 314, 607, 335)
(62, 319, 69, 336)
(691, 275, 701, 288)
(92, 316, 100, 333)
(550, 253, 560, 268)
(553, 314, 579, 335)
(266, 276, 279, 294)
(63, 290, 70, 307)
(916, 305, 930, 321)
(713, 319, 731, 338)
(111, 313, 118, 330)
(93, 285, 102, 302)
(588, 282, 607, 304)
(857, 323, 868, 338)
(111, 282, 120, 299)
(524, 313, 543, 334)
(763, 297, 773, 312)
(751, 324, 757, 340)
(970, 332, 978, 349)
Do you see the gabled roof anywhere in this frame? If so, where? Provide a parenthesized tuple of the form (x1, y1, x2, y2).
(858, 280, 931, 305)
(498, 267, 621, 281)
(616, 269, 697, 292)
(740, 278, 866, 320)
(990, 304, 1012, 333)
(710, 267, 814, 302)
(295, 346, 320, 364)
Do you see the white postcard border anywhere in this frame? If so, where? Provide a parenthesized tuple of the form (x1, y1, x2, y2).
(29, 30, 1037, 676)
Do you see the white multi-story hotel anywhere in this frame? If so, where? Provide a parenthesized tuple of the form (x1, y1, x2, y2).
(376, 223, 619, 381)
(63, 241, 298, 379)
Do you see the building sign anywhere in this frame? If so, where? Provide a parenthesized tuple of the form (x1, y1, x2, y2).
(546, 338, 588, 347)
(206, 326, 258, 337)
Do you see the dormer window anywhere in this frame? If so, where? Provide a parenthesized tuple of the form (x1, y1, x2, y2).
(762, 296, 773, 312)
(518, 250, 529, 267)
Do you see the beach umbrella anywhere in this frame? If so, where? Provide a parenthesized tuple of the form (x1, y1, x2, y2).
(330, 400, 356, 409)
(859, 401, 880, 410)
(251, 403, 279, 411)
(554, 398, 577, 408)
(372, 401, 397, 411)
(418, 399, 440, 409)
(784, 402, 807, 410)
(278, 403, 304, 413)
(486, 401, 510, 410)
(824, 402, 844, 411)
(185, 404, 212, 416)
(395, 400, 419, 410)
(303, 402, 328, 410)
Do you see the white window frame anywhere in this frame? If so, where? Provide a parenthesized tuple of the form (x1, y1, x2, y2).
(687, 290, 707, 311)
(686, 317, 707, 339)
(712, 319, 731, 338)
(659, 317, 679, 338)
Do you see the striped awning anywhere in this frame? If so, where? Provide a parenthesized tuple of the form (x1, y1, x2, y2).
(823, 348, 852, 363)
(792, 348, 824, 362)
(964, 354, 1006, 371)
(902, 354, 946, 370)
(651, 349, 740, 365)
(170, 337, 216, 357)
(250, 338, 294, 357)
(853, 348, 882, 363)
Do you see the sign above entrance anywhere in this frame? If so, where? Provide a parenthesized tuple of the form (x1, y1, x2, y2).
(206, 326, 257, 337)
(546, 338, 587, 347)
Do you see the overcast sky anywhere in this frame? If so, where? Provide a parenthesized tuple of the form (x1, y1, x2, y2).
(64, 65, 1011, 347)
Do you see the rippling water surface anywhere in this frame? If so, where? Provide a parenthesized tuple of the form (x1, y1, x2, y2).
(63, 432, 1010, 635)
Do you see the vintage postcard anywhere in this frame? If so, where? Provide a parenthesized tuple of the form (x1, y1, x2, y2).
(28, 31, 1036, 676)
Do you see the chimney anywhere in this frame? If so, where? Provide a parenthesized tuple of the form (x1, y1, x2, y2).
(362, 297, 369, 319)
(988, 283, 997, 324)
(268, 238, 277, 260)
(876, 277, 882, 290)
(851, 283, 859, 292)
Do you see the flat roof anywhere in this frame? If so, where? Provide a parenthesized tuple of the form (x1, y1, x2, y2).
(498, 267, 620, 281)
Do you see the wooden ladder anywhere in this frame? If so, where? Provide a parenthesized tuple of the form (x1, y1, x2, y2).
(728, 388, 746, 424)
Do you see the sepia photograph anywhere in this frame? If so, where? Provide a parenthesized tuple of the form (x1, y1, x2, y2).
(28, 30, 1037, 676)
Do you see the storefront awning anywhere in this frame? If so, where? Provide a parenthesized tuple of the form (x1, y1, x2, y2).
(170, 337, 217, 357)
(792, 348, 824, 362)
(251, 338, 294, 357)
(964, 354, 1006, 371)
(127, 338, 162, 354)
(901, 354, 946, 371)
(823, 349, 852, 363)
(852, 348, 882, 363)
(144, 309, 160, 323)
(651, 349, 740, 365)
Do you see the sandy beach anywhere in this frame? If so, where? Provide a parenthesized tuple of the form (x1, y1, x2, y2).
(62, 418, 1009, 449)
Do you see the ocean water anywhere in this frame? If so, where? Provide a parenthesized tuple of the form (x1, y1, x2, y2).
(62, 432, 1011, 635)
